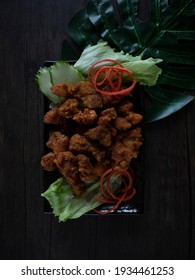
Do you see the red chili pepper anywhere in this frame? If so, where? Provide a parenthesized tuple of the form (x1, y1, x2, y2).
(94, 168, 136, 214)
(88, 59, 137, 96)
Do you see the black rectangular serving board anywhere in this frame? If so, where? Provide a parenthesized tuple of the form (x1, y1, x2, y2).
(42, 61, 145, 215)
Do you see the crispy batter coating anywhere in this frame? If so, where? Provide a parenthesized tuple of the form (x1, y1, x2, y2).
(93, 161, 111, 176)
(117, 99, 134, 116)
(69, 134, 105, 162)
(100, 85, 123, 106)
(114, 117, 132, 130)
(46, 131, 69, 153)
(122, 128, 143, 157)
(43, 106, 63, 125)
(51, 83, 73, 97)
(125, 112, 143, 125)
(80, 94, 103, 109)
(58, 98, 79, 118)
(111, 128, 143, 167)
(74, 81, 97, 97)
(98, 107, 117, 125)
(85, 125, 112, 147)
(41, 152, 56, 171)
(77, 154, 98, 181)
(54, 151, 84, 192)
(42, 80, 143, 196)
(73, 108, 98, 125)
(69, 134, 92, 152)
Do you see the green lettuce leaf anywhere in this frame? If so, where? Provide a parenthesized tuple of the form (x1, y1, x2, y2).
(41, 176, 122, 222)
(74, 40, 162, 87)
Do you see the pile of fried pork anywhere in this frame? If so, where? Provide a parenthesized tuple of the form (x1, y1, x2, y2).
(41, 81, 143, 196)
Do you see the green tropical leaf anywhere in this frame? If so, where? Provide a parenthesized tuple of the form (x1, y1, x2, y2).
(67, 0, 195, 122)
(68, 9, 102, 49)
(144, 86, 194, 122)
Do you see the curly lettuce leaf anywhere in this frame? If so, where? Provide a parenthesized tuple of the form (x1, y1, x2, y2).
(41, 176, 122, 222)
(74, 40, 162, 87)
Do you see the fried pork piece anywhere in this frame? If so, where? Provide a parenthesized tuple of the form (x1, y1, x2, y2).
(112, 160, 130, 171)
(112, 127, 143, 166)
(112, 142, 132, 164)
(73, 108, 98, 125)
(80, 94, 103, 109)
(100, 85, 123, 106)
(85, 125, 112, 147)
(54, 151, 84, 192)
(98, 107, 117, 125)
(46, 131, 69, 153)
(58, 98, 79, 118)
(77, 154, 98, 181)
(71, 186, 85, 197)
(41, 152, 56, 171)
(69, 134, 105, 162)
(43, 106, 63, 125)
(74, 81, 97, 97)
(122, 128, 143, 155)
(101, 94, 114, 106)
(108, 125, 117, 137)
(125, 112, 143, 125)
(51, 83, 73, 97)
(114, 117, 132, 130)
(117, 99, 134, 116)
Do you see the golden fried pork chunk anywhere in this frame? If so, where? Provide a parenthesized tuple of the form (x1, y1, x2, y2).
(77, 154, 98, 181)
(41, 152, 56, 171)
(46, 131, 69, 153)
(58, 99, 79, 118)
(111, 127, 143, 169)
(74, 81, 97, 97)
(75, 81, 103, 109)
(73, 108, 98, 125)
(117, 99, 134, 116)
(54, 151, 84, 192)
(114, 117, 132, 130)
(84, 125, 113, 147)
(43, 106, 63, 125)
(69, 134, 105, 162)
(98, 107, 117, 125)
(125, 112, 143, 125)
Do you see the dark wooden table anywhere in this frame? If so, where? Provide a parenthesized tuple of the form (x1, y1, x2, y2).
(0, 0, 194, 260)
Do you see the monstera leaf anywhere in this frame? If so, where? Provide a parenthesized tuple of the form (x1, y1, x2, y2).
(66, 0, 195, 122)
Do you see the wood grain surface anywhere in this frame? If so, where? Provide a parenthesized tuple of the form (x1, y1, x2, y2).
(0, 0, 194, 260)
